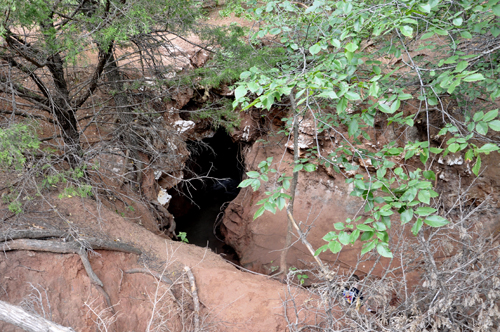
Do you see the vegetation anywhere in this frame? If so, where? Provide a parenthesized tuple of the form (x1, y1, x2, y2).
(234, 0, 500, 261)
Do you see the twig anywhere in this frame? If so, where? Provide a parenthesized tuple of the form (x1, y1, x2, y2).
(184, 266, 200, 332)
(124, 268, 173, 285)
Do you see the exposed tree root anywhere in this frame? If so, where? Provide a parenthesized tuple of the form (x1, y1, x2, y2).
(124, 268, 173, 285)
(0, 234, 141, 322)
(0, 235, 142, 255)
(0, 300, 75, 332)
(0, 229, 66, 241)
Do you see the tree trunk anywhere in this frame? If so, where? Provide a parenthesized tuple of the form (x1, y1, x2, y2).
(46, 53, 82, 167)
(0, 300, 75, 332)
(279, 92, 300, 277)
(105, 52, 144, 184)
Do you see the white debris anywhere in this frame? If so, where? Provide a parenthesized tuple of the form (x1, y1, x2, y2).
(242, 125, 250, 141)
(158, 189, 172, 206)
(438, 155, 463, 166)
(174, 120, 195, 133)
(112, 168, 121, 174)
(446, 155, 463, 166)
(154, 171, 162, 180)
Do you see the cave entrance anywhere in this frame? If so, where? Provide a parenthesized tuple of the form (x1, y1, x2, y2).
(168, 128, 242, 262)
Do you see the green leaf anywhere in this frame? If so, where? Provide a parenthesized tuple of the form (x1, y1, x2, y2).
(338, 231, 351, 245)
(472, 155, 481, 176)
(345, 42, 358, 52)
(239, 179, 254, 188)
(448, 143, 460, 153)
(331, 38, 341, 48)
(373, 221, 387, 231)
(264, 201, 276, 214)
(423, 170, 436, 181)
(461, 31, 472, 39)
(319, 89, 338, 99)
(401, 208, 414, 224)
(354, 179, 366, 190)
(314, 244, 329, 256)
(235, 86, 247, 100)
(334, 222, 345, 230)
(477, 143, 499, 154)
(357, 224, 373, 231)
(411, 218, 423, 235)
(361, 240, 377, 255)
(253, 206, 265, 220)
(276, 197, 286, 210)
(421, 31, 435, 39)
(476, 121, 489, 135)
(454, 61, 468, 73)
(415, 207, 437, 216)
(390, 99, 401, 113)
(418, 190, 431, 205)
(240, 71, 251, 79)
(309, 43, 321, 55)
(350, 229, 360, 243)
(489, 120, 500, 131)
(419, 3, 431, 13)
(473, 111, 484, 122)
(424, 215, 449, 227)
(293, 164, 303, 172)
(345, 91, 361, 100)
(463, 73, 485, 82)
(400, 25, 413, 37)
(247, 171, 260, 178)
(323, 231, 338, 241)
(493, 4, 500, 16)
(328, 240, 342, 254)
(483, 109, 498, 122)
(453, 17, 463, 26)
(376, 243, 393, 258)
(400, 187, 417, 202)
(360, 231, 374, 241)
(304, 164, 316, 172)
(378, 102, 392, 113)
(348, 119, 358, 137)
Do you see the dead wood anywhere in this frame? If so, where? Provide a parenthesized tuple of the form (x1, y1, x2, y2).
(0, 239, 81, 254)
(0, 229, 66, 242)
(124, 268, 173, 285)
(0, 235, 142, 255)
(184, 266, 200, 332)
(0, 299, 75, 332)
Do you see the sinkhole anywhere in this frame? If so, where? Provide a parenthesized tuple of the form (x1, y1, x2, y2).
(167, 128, 242, 262)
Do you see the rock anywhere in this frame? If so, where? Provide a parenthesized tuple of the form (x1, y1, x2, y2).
(221, 135, 379, 274)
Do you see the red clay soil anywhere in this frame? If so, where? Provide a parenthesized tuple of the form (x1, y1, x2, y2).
(0, 195, 316, 332)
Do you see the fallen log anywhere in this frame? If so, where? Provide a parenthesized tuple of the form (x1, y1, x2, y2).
(0, 300, 75, 332)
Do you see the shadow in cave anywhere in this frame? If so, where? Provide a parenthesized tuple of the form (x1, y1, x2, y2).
(168, 128, 242, 263)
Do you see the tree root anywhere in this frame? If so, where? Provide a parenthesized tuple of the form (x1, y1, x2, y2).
(0, 234, 142, 255)
(0, 234, 141, 320)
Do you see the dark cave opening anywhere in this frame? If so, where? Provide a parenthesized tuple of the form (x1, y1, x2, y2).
(167, 128, 242, 263)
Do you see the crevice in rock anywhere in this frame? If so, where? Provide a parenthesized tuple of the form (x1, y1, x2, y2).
(167, 128, 243, 263)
